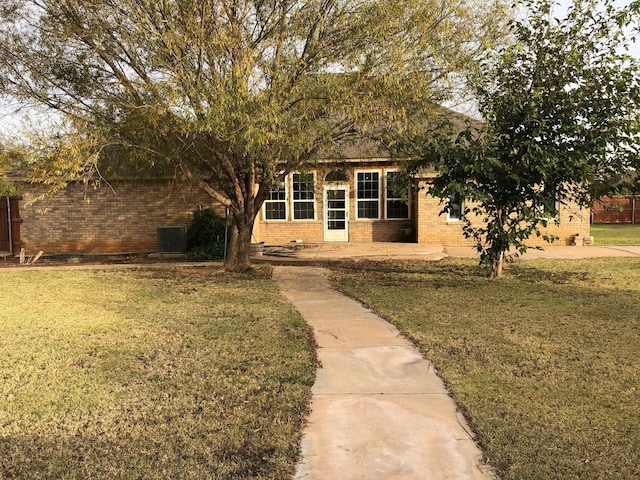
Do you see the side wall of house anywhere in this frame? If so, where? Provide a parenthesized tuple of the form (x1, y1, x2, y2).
(20, 180, 215, 254)
(416, 180, 591, 247)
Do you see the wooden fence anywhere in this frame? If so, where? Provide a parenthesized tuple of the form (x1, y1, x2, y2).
(592, 196, 640, 224)
(0, 196, 22, 255)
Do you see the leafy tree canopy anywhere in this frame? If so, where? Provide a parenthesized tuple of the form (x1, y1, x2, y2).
(0, 138, 20, 195)
(416, 0, 640, 278)
(0, 0, 508, 270)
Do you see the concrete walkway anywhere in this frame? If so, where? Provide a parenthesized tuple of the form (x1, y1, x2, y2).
(256, 242, 640, 265)
(444, 245, 640, 260)
(273, 266, 495, 480)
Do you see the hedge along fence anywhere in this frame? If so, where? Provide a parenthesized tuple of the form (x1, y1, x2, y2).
(592, 196, 640, 224)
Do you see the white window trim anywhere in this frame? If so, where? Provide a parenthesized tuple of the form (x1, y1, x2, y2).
(263, 177, 288, 222)
(355, 169, 382, 220)
(291, 172, 317, 221)
(384, 169, 410, 220)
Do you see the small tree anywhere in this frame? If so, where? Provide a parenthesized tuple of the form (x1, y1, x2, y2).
(418, 0, 640, 278)
(0, 0, 508, 271)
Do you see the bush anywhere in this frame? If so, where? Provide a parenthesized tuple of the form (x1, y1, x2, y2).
(187, 209, 227, 261)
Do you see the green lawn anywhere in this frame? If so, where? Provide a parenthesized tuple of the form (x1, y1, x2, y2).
(331, 258, 640, 480)
(0, 266, 315, 480)
(590, 223, 640, 245)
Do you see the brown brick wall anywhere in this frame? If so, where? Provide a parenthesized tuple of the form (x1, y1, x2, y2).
(20, 180, 214, 254)
(256, 221, 325, 244)
(415, 180, 591, 247)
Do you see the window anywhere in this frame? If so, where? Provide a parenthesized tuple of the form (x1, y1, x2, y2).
(356, 171, 380, 219)
(385, 171, 409, 219)
(447, 191, 464, 221)
(292, 172, 315, 220)
(539, 183, 558, 219)
(264, 179, 286, 220)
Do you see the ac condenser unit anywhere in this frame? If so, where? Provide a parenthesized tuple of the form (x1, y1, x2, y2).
(157, 225, 188, 253)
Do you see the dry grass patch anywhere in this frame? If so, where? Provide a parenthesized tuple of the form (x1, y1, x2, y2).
(0, 266, 315, 479)
(330, 258, 640, 480)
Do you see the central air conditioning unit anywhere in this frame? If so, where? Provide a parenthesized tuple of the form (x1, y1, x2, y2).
(156, 225, 188, 253)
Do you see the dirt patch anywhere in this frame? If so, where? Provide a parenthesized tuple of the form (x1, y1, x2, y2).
(0, 253, 191, 269)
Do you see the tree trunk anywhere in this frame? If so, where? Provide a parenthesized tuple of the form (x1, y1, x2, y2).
(488, 251, 504, 279)
(224, 212, 255, 272)
(487, 207, 506, 279)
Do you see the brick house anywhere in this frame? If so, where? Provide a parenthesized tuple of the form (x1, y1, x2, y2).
(11, 149, 591, 255)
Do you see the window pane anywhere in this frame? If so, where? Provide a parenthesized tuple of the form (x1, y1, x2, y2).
(357, 172, 379, 200)
(265, 179, 287, 220)
(292, 173, 315, 220)
(448, 193, 462, 220)
(356, 172, 380, 219)
(293, 202, 314, 220)
(540, 184, 557, 217)
(268, 181, 286, 200)
(328, 190, 345, 200)
(386, 171, 406, 199)
(358, 200, 379, 219)
(387, 200, 409, 219)
(386, 171, 408, 219)
(265, 201, 286, 220)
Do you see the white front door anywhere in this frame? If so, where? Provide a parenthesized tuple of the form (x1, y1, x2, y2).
(323, 186, 349, 242)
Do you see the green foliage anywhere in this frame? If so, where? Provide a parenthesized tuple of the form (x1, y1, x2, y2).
(186, 208, 227, 261)
(415, 0, 640, 277)
(0, 178, 16, 195)
(0, 139, 19, 195)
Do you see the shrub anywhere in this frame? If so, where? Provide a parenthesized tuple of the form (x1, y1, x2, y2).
(187, 209, 227, 260)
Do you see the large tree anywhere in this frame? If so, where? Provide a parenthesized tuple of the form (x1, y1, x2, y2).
(0, 0, 507, 271)
(418, 0, 640, 278)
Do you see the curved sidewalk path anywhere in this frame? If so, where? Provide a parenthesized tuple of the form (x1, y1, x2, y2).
(273, 266, 495, 480)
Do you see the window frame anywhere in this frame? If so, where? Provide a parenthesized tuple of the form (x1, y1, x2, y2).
(291, 171, 316, 221)
(263, 177, 288, 221)
(355, 169, 382, 220)
(384, 169, 410, 220)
